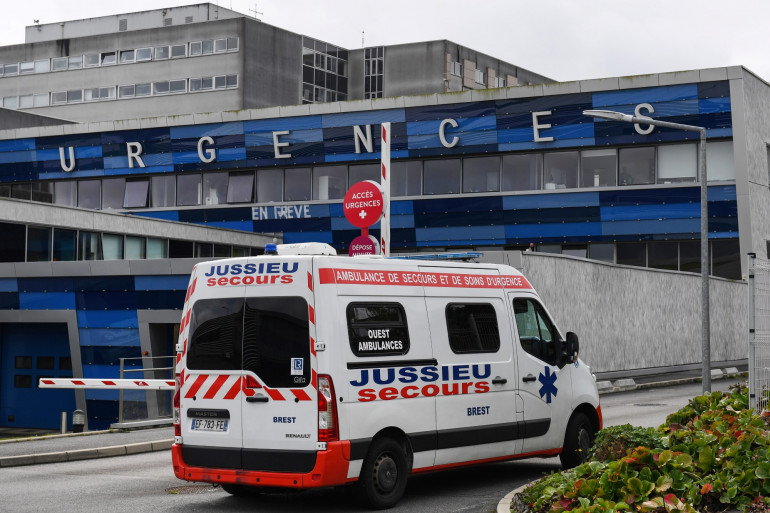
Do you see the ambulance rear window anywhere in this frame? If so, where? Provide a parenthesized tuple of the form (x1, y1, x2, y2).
(445, 303, 500, 353)
(347, 303, 410, 357)
(186, 297, 311, 388)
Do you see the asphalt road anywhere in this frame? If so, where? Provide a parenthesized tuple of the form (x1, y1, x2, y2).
(0, 378, 746, 513)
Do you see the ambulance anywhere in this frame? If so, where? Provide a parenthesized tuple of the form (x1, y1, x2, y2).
(171, 243, 602, 509)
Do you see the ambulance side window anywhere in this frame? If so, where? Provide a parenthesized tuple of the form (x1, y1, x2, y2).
(347, 302, 410, 357)
(513, 297, 559, 365)
(187, 298, 244, 370)
(445, 303, 500, 354)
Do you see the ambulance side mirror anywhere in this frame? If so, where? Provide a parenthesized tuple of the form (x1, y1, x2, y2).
(564, 332, 579, 364)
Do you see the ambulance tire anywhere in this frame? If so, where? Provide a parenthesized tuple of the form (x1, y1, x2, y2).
(560, 412, 594, 469)
(356, 437, 409, 510)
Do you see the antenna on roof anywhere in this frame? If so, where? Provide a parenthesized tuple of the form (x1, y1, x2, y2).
(361, 30, 365, 48)
(249, 3, 263, 21)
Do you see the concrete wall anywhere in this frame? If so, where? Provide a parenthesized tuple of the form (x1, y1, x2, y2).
(484, 251, 747, 373)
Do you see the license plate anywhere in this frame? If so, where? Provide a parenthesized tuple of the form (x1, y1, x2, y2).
(191, 418, 228, 432)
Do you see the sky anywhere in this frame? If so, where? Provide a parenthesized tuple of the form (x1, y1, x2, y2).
(2, 0, 769, 83)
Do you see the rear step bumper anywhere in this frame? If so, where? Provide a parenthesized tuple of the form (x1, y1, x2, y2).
(172, 441, 354, 489)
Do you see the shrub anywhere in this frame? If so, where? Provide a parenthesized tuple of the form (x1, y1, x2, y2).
(588, 424, 668, 462)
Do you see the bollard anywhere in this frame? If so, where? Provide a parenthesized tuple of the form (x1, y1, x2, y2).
(60, 411, 67, 434)
(72, 409, 85, 433)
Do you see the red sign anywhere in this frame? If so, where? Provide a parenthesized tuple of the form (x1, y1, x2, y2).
(343, 180, 384, 228)
(349, 235, 379, 256)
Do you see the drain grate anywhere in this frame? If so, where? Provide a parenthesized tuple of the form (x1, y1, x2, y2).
(166, 485, 220, 495)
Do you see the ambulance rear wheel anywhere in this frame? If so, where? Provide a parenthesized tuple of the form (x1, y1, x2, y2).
(560, 412, 594, 469)
(356, 437, 408, 509)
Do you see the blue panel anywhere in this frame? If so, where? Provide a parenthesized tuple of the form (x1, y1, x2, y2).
(406, 116, 497, 136)
(136, 290, 186, 309)
(502, 192, 600, 209)
(499, 138, 596, 152)
(0, 138, 35, 152)
(283, 231, 333, 243)
(244, 115, 323, 132)
(0, 292, 19, 309)
(0, 150, 35, 164)
(18, 277, 74, 292)
(322, 109, 406, 128)
(169, 121, 244, 138)
(85, 390, 121, 401)
(74, 276, 135, 292)
(390, 214, 415, 229)
(415, 225, 506, 242)
(601, 203, 700, 222)
(76, 291, 137, 310)
(204, 220, 254, 231)
(708, 185, 736, 201)
(37, 145, 103, 161)
(407, 101, 496, 121)
(84, 399, 118, 430)
(0, 278, 18, 292)
(19, 292, 75, 310)
(592, 84, 698, 107)
(82, 365, 121, 379)
(134, 210, 179, 221)
(245, 128, 324, 146)
(390, 201, 414, 215)
(408, 130, 497, 149)
(79, 328, 140, 347)
(134, 275, 190, 291)
(505, 222, 603, 239)
(39, 169, 105, 180)
(601, 218, 701, 236)
(77, 310, 139, 328)
(103, 165, 175, 176)
(698, 97, 731, 114)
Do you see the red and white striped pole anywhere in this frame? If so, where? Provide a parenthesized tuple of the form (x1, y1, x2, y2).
(380, 122, 391, 257)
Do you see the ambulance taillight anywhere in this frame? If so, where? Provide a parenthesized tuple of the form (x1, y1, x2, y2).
(317, 375, 338, 442)
(173, 373, 181, 437)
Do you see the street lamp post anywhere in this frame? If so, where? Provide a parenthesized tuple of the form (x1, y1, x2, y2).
(583, 110, 711, 393)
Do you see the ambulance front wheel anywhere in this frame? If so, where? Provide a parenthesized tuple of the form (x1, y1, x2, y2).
(356, 437, 409, 510)
(560, 412, 594, 469)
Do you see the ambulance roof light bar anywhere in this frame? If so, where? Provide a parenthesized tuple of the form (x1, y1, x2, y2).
(263, 243, 337, 256)
(390, 252, 484, 262)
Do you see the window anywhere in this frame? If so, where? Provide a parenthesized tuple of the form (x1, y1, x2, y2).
(648, 241, 678, 271)
(78, 180, 101, 209)
(474, 69, 484, 84)
(119, 19, 128, 31)
(214, 38, 227, 53)
(37, 356, 55, 370)
(78, 231, 102, 260)
(11, 183, 30, 199)
(502, 153, 542, 191)
(588, 243, 614, 263)
(147, 238, 167, 259)
(52, 57, 68, 71)
(226, 74, 238, 88)
(0, 222, 25, 262)
(54, 181, 76, 206)
(617, 242, 646, 267)
(32, 182, 53, 202)
(151, 175, 176, 206)
(27, 226, 52, 262)
(118, 85, 135, 98)
(349, 164, 380, 185)
(4, 63, 18, 75)
(14, 375, 32, 388)
(67, 90, 83, 103)
(102, 178, 126, 209)
(712, 239, 740, 280)
(102, 233, 123, 260)
(424, 159, 461, 195)
(177, 174, 201, 206)
(170, 44, 186, 58)
(347, 303, 409, 357)
(119, 50, 135, 64)
(450, 61, 462, 76)
(544, 152, 578, 189)
(446, 303, 500, 353)
(658, 144, 696, 183)
(19, 95, 33, 108)
(619, 147, 655, 185)
(187, 298, 244, 371)
(169, 239, 193, 258)
(513, 297, 560, 365)
(33, 93, 48, 107)
(706, 140, 735, 181)
(53, 228, 76, 262)
(153, 81, 170, 94)
(101, 52, 116, 65)
(68, 56, 82, 69)
(20, 61, 34, 74)
(226, 172, 254, 203)
(154, 46, 170, 60)
(124, 179, 149, 208)
(214, 75, 227, 89)
(169, 79, 186, 93)
(312, 165, 346, 200)
(125, 236, 146, 259)
(201, 40, 214, 54)
(391, 161, 421, 197)
(257, 168, 283, 202)
(580, 149, 617, 187)
(195, 242, 213, 258)
(34, 59, 50, 73)
(84, 53, 100, 67)
(189, 78, 202, 92)
(226, 37, 239, 51)
(190, 41, 202, 56)
(462, 156, 500, 193)
(15, 356, 32, 369)
(3, 96, 17, 109)
(136, 48, 152, 61)
(135, 83, 151, 97)
(203, 172, 227, 205)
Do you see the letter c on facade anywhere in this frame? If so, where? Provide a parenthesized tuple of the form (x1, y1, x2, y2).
(439, 118, 459, 148)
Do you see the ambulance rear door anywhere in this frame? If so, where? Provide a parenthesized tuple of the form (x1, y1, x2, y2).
(239, 257, 317, 473)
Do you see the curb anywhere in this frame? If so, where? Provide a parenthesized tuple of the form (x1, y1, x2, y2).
(498, 483, 528, 513)
(0, 439, 173, 468)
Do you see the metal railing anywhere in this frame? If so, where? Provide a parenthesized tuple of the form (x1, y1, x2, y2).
(118, 355, 174, 424)
(748, 254, 770, 413)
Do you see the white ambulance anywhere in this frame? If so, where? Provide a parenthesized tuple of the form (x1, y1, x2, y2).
(171, 243, 602, 509)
